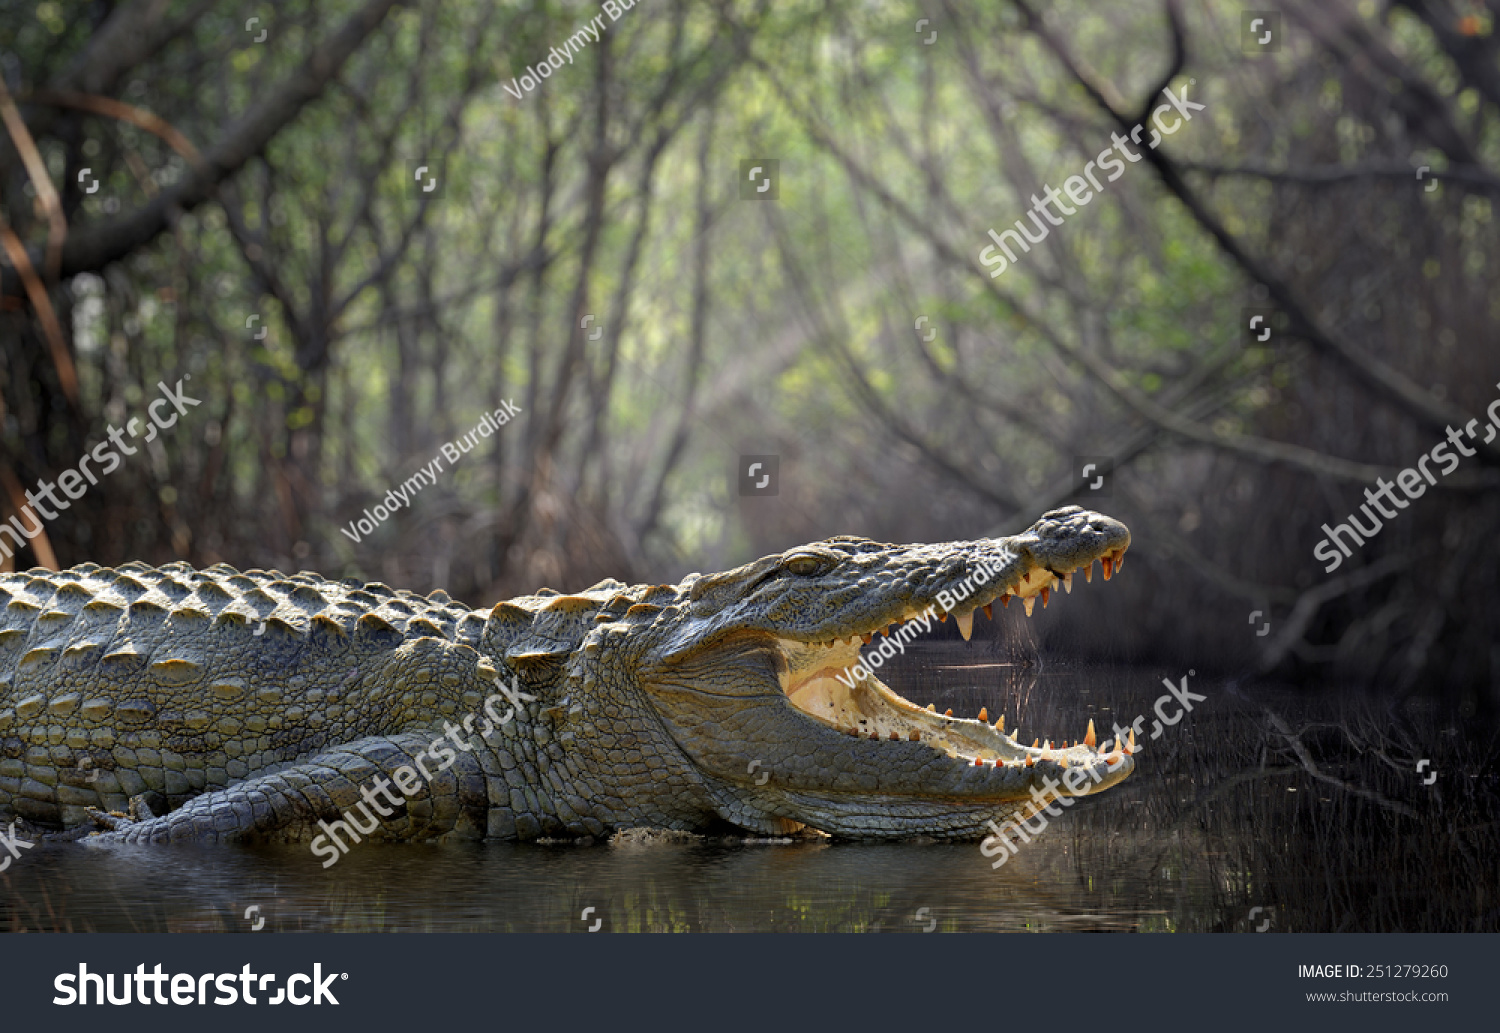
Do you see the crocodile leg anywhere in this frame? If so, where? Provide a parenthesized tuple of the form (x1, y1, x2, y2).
(83, 733, 488, 851)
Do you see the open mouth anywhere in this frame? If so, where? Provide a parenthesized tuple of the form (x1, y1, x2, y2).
(775, 544, 1132, 778)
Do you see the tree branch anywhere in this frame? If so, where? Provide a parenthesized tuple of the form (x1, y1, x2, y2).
(1011, 0, 1500, 465)
(1178, 159, 1500, 194)
(1, 0, 402, 297)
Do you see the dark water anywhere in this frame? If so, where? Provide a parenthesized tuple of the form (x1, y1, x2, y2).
(3, 642, 1496, 933)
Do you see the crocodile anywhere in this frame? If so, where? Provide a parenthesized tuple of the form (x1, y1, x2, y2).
(0, 506, 1132, 848)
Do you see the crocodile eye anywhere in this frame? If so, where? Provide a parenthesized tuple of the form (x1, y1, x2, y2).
(784, 555, 824, 577)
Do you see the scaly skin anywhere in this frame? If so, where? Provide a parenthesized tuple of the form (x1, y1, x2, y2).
(0, 506, 1132, 845)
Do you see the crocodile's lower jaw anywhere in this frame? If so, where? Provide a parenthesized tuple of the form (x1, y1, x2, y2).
(779, 643, 1131, 778)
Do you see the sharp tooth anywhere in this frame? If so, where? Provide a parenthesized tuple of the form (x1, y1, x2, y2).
(881, 625, 890, 637)
(1085, 719, 1097, 748)
(1023, 596, 1036, 617)
(974, 757, 983, 766)
(1084, 562, 1094, 583)
(1032, 739, 1040, 748)
(1102, 556, 1114, 580)
(982, 603, 993, 620)
(977, 707, 988, 723)
(1115, 550, 1125, 572)
(1044, 739, 1053, 751)
(1040, 586, 1050, 608)
(996, 714, 1005, 731)
(1063, 572, 1073, 594)
(955, 610, 974, 641)
(926, 703, 937, 712)
(943, 708, 953, 717)
(1001, 594, 1010, 608)
(1025, 755, 1035, 767)
(908, 730, 921, 741)
(937, 612, 947, 623)
(1059, 755, 1069, 768)
(890, 731, 900, 741)
(862, 632, 872, 645)
(1126, 727, 1135, 754)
